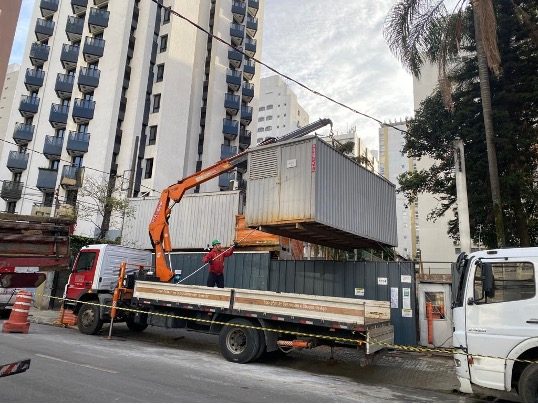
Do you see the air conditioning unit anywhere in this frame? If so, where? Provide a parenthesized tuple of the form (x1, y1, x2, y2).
(31, 205, 52, 217)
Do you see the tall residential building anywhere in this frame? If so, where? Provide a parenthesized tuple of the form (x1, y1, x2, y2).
(0, 65, 21, 158)
(256, 75, 308, 141)
(0, 0, 263, 238)
(0, 0, 22, 98)
(378, 120, 416, 260)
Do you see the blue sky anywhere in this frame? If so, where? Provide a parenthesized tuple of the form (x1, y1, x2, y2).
(8, 0, 414, 150)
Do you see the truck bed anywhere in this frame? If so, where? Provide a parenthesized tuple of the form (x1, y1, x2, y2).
(132, 281, 390, 331)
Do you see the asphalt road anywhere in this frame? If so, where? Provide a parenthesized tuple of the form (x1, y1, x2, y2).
(1, 323, 472, 402)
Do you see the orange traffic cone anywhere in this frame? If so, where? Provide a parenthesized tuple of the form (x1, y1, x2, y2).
(55, 307, 77, 327)
(2, 291, 32, 334)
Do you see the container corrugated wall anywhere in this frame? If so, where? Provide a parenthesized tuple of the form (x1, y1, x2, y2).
(246, 136, 397, 248)
(168, 251, 416, 346)
(122, 191, 242, 249)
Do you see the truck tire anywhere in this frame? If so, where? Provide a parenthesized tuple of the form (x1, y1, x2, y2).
(126, 318, 148, 332)
(77, 303, 103, 335)
(219, 318, 262, 364)
(518, 363, 538, 402)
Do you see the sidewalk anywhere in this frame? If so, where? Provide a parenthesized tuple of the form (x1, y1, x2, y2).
(28, 307, 63, 326)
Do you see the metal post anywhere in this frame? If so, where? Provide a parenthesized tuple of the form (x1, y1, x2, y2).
(453, 138, 472, 254)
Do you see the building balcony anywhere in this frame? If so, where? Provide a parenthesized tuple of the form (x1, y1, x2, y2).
(246, 16, 258, 38)
(49, 103, 69, 129)
(88, 7, 109, 35)
(66, 131, 90, 156)
(244, 37, 256, 57)
(247, 0, 259, 17)
(43, 135, 64, 159)
(222, 118, 239, 140)
(40, 0, 59, 18)
(218, 172, 233, 189)
(83, 37, 105, 63)
(19, 95, 40, 118)
(239, 129, 252, 148)
(61, 43, 80, 70)
(35, 18, 55, 41)
(228, 47, 243, 68)
(36, 168, 58, 193)
(7, 151, 29, 174)
(55, 73, 75, 99)
(230, 23, 244, 46)
(224, 93, 240, 116)
(221, 144, 238, 160)
(66, 15, 84, 42)
(240, 105, 253, 125)
(226, 69, 242, 92)
(24, 68, 45, 91)
(243, 59, 255, 81)
(78, 67, 100, 93)
(72, 99, 95, 123)
(29, 42, 50, 67)
(13, 123, 34, 146)
(232, 1, 246, 23)
(71, 0, 88, 16)
(242, 82, 254, 103)
(1, 181, 23, 202)
(61, 166, 84, 190)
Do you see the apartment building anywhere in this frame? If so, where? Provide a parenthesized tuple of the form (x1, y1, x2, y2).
(0, 0, 22, 97)
(0, 65, 20, 159)
(323, 126, 379, 173)
(0, 0, 263, 238)
(256, 75, 308, 142)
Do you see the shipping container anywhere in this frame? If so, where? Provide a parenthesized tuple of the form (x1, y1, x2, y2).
(122, 191, 242, 250)
(245, 136, 398, 249)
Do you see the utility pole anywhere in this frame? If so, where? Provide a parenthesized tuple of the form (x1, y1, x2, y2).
(453, 138, 472, 254)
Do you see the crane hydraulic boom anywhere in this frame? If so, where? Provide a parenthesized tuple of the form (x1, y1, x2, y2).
(148, 118, 332, 282)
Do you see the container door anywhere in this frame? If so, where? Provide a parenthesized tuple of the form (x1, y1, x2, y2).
(65, 249, 100, 301)
(466, 258, 538, 390)
(418, 283, 452, 347)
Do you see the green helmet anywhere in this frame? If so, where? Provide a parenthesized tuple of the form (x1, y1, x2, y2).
(212, 239, 221, 246)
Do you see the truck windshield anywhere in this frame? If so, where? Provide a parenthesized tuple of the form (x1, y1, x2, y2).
(74, 252, 96, 272)
(452, 253, 470, 307)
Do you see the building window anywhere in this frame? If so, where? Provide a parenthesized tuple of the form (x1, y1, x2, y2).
(144, 158, 154, 179)
(50, 160, 60, 170)
(153, 94, 161, 112)
(474, 262, 535, 304)
(257, 128, 264, 132)
(160, 34, 168, 52)
(265, 126, 272, 131)
(266, 104, 273, 110)
(266, 115, 272, 120)
(148, 126, 157, 145)
(259, 106, 265, 111)
(66, 190, 78, 206)
(43, 192, 54, 207)
(156, 64, 164, 82)
(258, 117, 264, 122)
(162, 7, 171, 24)
(6, 202, 16, 213)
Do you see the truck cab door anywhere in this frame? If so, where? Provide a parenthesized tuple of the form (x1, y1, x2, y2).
(465, 258, 538, 390)
(65, 250, 100, 301)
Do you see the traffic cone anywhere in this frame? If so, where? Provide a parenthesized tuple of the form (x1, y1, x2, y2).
(2, 291, 32, 334)
(55, 307, 77, 327)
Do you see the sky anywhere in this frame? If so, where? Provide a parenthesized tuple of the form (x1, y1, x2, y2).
(8, 0, 414, 151)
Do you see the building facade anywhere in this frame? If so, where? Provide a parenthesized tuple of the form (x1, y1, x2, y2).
(0, 0, 22, 98)
(0, 65, 20, 159)
(0, 0, 263, 238)
(256, 75, 308, 142)
(378, 120, 416, 260)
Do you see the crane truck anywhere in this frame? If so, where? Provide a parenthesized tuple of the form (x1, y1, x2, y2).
(64, 119, 394, 364)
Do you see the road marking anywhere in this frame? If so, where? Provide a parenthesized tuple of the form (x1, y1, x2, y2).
(35, 354, 118, 374)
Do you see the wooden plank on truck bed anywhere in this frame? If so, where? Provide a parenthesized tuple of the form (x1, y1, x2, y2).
(134, 282, 232, 309)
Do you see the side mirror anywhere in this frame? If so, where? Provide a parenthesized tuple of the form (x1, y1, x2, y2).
(482, 262, 495, 298)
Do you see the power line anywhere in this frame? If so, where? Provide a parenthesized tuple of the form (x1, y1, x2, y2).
(149, 0, 409, 135)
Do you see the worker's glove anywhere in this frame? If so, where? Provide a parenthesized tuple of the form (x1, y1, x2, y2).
(233, 242, 239, 247)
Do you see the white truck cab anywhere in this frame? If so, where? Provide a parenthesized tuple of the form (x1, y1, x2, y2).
(452, 247, 538, 402)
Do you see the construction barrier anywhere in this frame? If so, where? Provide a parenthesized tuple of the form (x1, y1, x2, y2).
(2, 291, 32, 334)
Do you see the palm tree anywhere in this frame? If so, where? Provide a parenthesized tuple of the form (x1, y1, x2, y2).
(384, 0, 505, 247)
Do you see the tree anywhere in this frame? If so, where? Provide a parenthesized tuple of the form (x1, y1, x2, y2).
(384, 0, 506, 246)
(76, 174, 134, 240)
(397, 2, 538, 248)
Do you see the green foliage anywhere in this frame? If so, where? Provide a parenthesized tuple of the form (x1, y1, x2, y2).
(400, 2, 538, 247)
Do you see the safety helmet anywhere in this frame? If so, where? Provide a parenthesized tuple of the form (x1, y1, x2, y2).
(212, 239, 221, 246)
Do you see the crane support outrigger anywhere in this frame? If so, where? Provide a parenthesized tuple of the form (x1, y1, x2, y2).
(148, 118, 333, 282)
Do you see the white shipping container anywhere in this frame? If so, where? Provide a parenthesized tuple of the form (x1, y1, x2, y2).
(245, 136, 398, 249)
(122, 191, 242, 250)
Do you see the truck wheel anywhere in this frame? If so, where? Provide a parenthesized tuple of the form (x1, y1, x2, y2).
(126, 318, 148, 332)
(518, 363, 538, 402)
(219, 318, 262, 364)
(77, 303, 103, 335)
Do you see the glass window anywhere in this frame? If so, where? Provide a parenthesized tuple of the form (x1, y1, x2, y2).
(258, 117, 264, 122)
(74, 252, 96, 272)
(153, 94, 161, 112)
(43, 192, 54, 207)
(156, 64, 164, 82)
(160, 34, 168, 52)
(265, 126, 272, 131)
(162, 7, 171, 24)
(257, 127, 264, 132)
(144, 158, 154, 179)
(148, 126, 157, 145)
(424, 292, 446, 320)
(266, 104, 273, 110)
(258, 106, 265, 111)
(474, 262, 535, 304)
(266, 115, 272, 120)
